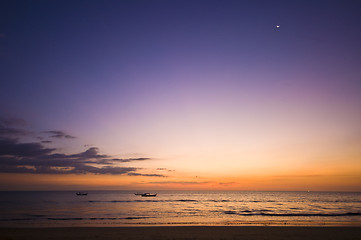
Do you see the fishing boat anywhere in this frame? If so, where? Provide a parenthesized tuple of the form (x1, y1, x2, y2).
(76, 192, 88, 196)
(141, 193, 157, 197)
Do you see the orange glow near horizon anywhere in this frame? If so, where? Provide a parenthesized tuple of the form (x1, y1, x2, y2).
(1, 166, 360, 191)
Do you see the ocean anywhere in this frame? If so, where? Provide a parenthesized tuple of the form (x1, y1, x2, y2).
(1, 191, 361, 227)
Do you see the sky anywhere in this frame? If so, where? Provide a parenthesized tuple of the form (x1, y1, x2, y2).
(1, 0, 361, 191)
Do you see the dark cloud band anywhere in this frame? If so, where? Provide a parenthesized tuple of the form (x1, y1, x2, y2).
(0, 117, 164, 176)
(0, 138, 163, 176)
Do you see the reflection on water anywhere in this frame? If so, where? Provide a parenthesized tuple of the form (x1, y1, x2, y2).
(0, 191, 361, 227)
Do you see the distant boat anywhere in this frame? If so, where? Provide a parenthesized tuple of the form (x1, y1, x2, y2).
(141, 193, 157, 197)
(76, 192, 88, 196)
(134, 192, 144, 195)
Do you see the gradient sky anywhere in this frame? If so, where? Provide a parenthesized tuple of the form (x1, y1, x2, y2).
(1, 0, 361, 191)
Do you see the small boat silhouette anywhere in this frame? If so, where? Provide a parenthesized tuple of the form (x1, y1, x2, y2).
(76, 192, 88, 196)
(141, 193, 157, 197)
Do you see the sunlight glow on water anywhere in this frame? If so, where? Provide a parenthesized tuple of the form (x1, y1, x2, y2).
(1, 191, 361, 227)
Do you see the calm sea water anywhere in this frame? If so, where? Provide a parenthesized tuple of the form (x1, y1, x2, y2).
(1, 191, 361, 227)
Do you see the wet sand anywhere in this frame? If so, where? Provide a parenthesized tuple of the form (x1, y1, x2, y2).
(1, 226, 361, 240)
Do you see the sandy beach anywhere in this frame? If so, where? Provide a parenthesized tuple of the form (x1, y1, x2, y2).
(1, 226, 361, 240)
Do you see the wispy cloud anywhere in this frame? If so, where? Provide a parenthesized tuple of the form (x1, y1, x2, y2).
(43, 130, 76, 139)
(112, 157, 151, 163)
(150, 181, 209, 185)
(0, 117, 29, 136)
(0, 137, 160, 175)
(0, 118, 74, 140)
(156, 168, 175, 172)
(218, 182, 236, 185)
(0, 138, 55, 157)
(0, 126, 30, 136)
(128, 173, 166, 177)
(0, 116, 164, 176)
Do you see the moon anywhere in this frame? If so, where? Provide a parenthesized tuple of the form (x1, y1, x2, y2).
(276, 25, 280, 28)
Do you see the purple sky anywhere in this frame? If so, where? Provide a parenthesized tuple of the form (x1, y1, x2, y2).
(1, 0, 361, 190)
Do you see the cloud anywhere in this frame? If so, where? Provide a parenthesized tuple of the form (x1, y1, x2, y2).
(0, 138, 55, 157)
(0, 119, 76, 141)
(156, 168, 175, 172)
(149, 181, 209, 185)
(69, 147, 108, 159)
(0, 116, 158, 176)
(0, 126, 29, 136)
(218, 182, 236, 185)
(43, 130, 76, 139)
(0, 118, 29, 137)
(128, 173, 167, 177)
(0, 137, 156, 176)
(112, 157, 151, 163)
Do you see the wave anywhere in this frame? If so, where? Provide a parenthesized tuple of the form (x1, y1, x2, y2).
(88, 199, 199, 203)
(87, 199, 270, 203)
(4, 212, 359, 223)
(224, 211, 237, 214)
(0, 216, 152, 221)
(47, 216, 151, 220)
(87, 199, 279, 203)
(177, 200, 198, 202)
(223, 211, 361, 217)
(209, 200, 230, 202)
(0, 218, 35, 221)
(85, 199, 361, 204)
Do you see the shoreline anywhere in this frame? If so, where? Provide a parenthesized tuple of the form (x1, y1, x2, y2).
(2, 220, 361, 228)
(1, 226, 361, 240)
